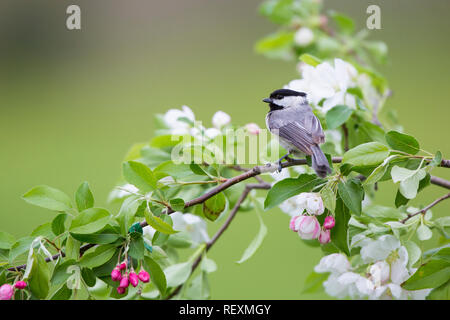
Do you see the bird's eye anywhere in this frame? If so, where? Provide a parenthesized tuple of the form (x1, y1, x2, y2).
(276, 95, 283, 99)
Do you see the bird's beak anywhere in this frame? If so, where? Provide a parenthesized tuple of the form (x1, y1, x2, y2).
(263, 98, 272, 103)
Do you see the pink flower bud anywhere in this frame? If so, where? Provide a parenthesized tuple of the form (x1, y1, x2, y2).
(319, 229, 331, 244)
(138, 270, 150, 283)
(297, 215, 321, 240)
(14, 281, 27, 290)
(117, 286, 126, 295)
(245, 123, 260, 135)
(118, 262, 127, 270)
(289, 215, 300, 232)
(0, 284, 14, 300)
(129, 272, 139, 287)
(323, 216, 335, 229)
(119, 273, 129, 288)
(111, 268, 122, 282)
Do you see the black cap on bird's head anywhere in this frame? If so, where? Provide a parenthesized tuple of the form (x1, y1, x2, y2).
(263, 89, 307, 110)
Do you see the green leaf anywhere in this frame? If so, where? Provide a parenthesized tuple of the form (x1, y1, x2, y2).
(28, 251, 51, 299)
(299, 53, 322, 67)
(22, 185, 72, 211)
(391, 166, 426, 199)
(81, 267, 97, 287)
(51, 259, 77, 286)
(123, 161, 157, 192)
(326, 105, 353, 130)
(302, 271, 328, 294)
(404, 240, 421, 267)
(402, 259, 450, 290)
(429, 151, 442, 168)
(264, 174, 324, 210)
(337, 179, 364, 215)
(151, 215, 173, 246)
(51, 213, 67, 236)
(255, 31, 294, 58)
(9, 236, 34, 262)
(144, 209, 177, 235)
(128, 232, 145, 260)
(236, 210, 267, 264)
(385, 131, 420, 155)
(0, 231, 15, 250)
(417, 224, 433, 241)
(143, 256, 167, 295)
(363, 155, 399, 186)
(167, 232, 192, 248)
(331, 198, 350, 255)
(79, 245, 117, 269)
(65, 235, 80, 260)
(427, 280, 450, 300)
(342, 142, 390, 167)
(164, 261, 193, 288)
(50, 284, 72, 300)
(203, 192, 226, 221)
(150, 134, 187, 148)
(70, 232, 121, 245)
(154, 161, 199, 180)
(75, 181, 94, 212)
(320, 186, 336, 213)
(169, 198, 185, 212)
(184, 272, 210, 299)
(30, 222, 55, 238)
(395, 173, 430, 207)
(69, 208, 111, 234)
(328, 10, 355, 34)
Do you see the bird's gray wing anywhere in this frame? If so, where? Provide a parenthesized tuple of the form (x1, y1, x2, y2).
(302, 112, 325, 144)
(277, 121, 315, 155)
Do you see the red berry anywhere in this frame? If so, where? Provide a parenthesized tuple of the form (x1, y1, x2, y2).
(118, 262, 127, 270)
(117, 287, 126, 295)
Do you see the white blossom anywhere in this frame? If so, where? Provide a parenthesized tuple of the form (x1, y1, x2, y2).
(278, 192, 324, 216)
(163, 105, 196, 135)
(294, 27, 314, 47)
(171, 212, 210, 246)
(316, 235, 430, 300)
(285, 58, 358, 113)
(314, 253, 351, 274)
(212, 111, 231, 129)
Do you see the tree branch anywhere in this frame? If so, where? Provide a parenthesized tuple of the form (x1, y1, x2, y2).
(165, 182, 270, 299)
(400, 192, 450, 224)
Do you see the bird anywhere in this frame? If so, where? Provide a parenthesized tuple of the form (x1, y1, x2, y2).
(263, 88, 331, 178)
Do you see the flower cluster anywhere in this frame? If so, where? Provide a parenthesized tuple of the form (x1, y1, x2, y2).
(0, 280, 27, 300)
(286, 58, 358, 113)
(314, 235, 431, 300)
(288, 193, 335, 244)
(111, 262, 150, 295)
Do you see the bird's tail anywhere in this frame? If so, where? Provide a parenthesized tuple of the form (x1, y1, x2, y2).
(311, 144, 331, 178)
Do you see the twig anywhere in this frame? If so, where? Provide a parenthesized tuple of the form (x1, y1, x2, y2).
(400, 192, 450, 224)
(430, 176, 450, 189)
(165, 182, 270, 299)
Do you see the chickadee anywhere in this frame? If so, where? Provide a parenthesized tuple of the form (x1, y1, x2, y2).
(263, 89, 331, 178)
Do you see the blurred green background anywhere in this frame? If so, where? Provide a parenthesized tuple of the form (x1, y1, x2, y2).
(1, 0, 449, 299)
